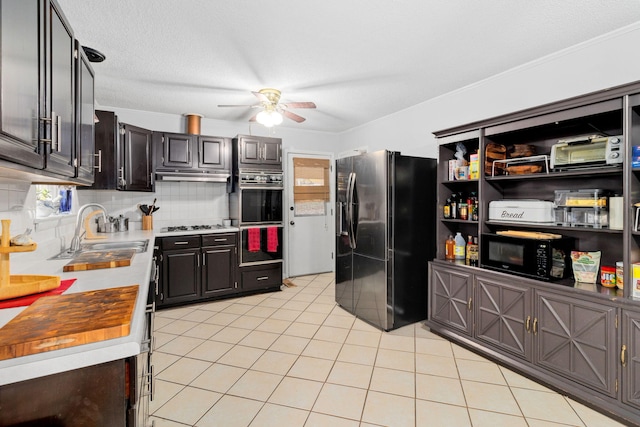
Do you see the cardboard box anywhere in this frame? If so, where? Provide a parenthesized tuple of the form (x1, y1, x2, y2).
(633, 263, 640, 298)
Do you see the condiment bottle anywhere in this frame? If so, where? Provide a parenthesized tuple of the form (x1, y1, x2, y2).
(465, 235, 473, 265)
(450, 193, 458, 219)
(459, 203, 468, 221)
(468, 237, 479, 266)
(445, 235, 455, 260)
(454, 232, 466, 260)
(443, 198, 451, 219)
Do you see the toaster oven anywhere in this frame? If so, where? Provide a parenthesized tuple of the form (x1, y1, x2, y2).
(550, 135, 623, 170)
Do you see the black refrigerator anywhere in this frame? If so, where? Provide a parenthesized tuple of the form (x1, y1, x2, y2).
(335, 150, 436, 331)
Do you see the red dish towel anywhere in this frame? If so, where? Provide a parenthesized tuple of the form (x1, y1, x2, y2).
(267, 227, 279, 253)
(248, 228, 261, 252)
(0, 278, 76, 309)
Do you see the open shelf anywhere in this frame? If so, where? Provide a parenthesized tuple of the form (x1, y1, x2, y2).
(485, 165, 622, 182)
(485, 220, 624, 234)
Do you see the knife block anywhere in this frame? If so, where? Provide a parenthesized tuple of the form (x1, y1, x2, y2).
(142, 216, 153, 230)
(0, 219, 60, 300)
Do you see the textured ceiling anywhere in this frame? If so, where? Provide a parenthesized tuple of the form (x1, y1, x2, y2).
(57, 0, 640, 133)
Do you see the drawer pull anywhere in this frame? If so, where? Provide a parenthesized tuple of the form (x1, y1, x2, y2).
(525, 316, 531, 332)
(214, 238, 227, 242)
(257, 276, 269, 281)
(533, 318, 538, 335)
(173, 241, 190, 245)
(621, 344, 627, 367)
(467, 298, 472, 311)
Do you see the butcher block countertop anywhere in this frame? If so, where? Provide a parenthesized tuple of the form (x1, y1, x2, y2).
(0, 230, 156, 386)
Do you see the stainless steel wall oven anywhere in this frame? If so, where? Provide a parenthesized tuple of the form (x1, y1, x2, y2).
(230, 170, 284, 266)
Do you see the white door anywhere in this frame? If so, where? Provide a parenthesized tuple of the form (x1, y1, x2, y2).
(285, 151, 334, 277)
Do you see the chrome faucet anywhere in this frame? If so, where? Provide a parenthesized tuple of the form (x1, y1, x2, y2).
(69, 203, 107, 253)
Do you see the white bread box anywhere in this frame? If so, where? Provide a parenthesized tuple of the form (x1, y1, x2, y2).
(489, 200, 555, 223)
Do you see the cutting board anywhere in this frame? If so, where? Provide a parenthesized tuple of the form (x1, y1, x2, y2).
(0, 285, 139, 360)
(62, 249, 136, 272)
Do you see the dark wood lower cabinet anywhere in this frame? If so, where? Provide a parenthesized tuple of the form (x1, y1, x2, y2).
(429, 263, 473, 336)
(157, 233, 281, 308)
(0, 360, 127, 426)
(622, 308, 640, 411)
(240, 263, 283, 292)
(536, 290, 617, 398)
(428, 260, 640, 426)
(162, 247, 200, 305)
(475, 274, 532, 362)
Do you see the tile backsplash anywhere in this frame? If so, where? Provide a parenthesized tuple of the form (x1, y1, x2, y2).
(0, 180, 230, 262)
(79, 181, 230, 229)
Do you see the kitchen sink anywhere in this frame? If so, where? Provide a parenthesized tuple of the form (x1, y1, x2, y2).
(50, 239, 149, 260)
(81, 240, 149, 252)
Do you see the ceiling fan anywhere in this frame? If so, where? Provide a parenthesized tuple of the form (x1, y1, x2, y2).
(218, 88, 316, 127)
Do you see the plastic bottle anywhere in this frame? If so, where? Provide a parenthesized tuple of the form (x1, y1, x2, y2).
(468, 236, 479, 266)
(454, 232, 466, 260)
(445, 235, 455, 260)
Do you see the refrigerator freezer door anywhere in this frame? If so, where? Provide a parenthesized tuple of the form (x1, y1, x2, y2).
(353, 151, 388, 260)
(353, 253, 391, 330)
(335, 157, 354, 312)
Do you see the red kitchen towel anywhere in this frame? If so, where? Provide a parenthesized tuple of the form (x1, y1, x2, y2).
(0, 278, 76, 309)
(248, 228, 261, 252)
(267, 227, 278, 253)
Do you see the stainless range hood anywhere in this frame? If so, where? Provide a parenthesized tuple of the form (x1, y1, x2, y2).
(155, 171, 230, 182)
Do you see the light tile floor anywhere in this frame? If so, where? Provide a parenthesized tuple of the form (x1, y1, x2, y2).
(150, 273, 626, 427)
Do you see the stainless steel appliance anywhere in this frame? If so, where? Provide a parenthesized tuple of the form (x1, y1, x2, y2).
(550, 135, 623, 170)
(229, 170, 284, 267)
(335, 150, 436, 331)
(481, 232, 575, 281)
(229, 171, 283, 225)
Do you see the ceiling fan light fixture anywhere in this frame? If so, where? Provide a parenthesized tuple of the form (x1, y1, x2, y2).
(256, 110, 283, 127)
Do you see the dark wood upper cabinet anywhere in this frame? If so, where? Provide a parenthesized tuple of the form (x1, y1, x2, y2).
(119, 123, 153, 192)
(74, 40, 95, 184)
(43, 0, 75, 177)
(234, 135, 282, 170)
(198, 136, 230, 171)
(88, 110, 118, 189)
(161, 133, 194, 168)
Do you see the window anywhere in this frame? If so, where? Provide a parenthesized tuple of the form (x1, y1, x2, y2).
(293, 157, 330, 216)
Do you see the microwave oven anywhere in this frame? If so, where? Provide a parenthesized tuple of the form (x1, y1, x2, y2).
(480, 233, 575, 281)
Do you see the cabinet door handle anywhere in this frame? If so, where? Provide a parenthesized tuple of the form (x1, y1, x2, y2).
(533, 318, 538, 335)
(56, 115, 62, 152)
(202, 253, 206, 266)
(525, 316, 531, 332)
(467, 298, 472, 311)
(94, 150, 102, 172)
(257, 276, 269, 281)
(621, 344, 627, 367)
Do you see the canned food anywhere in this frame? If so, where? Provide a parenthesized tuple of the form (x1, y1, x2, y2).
(601, 265, 616, 288)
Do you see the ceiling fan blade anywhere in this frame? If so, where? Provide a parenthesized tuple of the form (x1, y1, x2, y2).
(248, 113, 258, 122)
(283, 110, 306, 123)
(252, 91, 270, 103)
(281, 101, 316, 109)
(217, 104, 259, 108)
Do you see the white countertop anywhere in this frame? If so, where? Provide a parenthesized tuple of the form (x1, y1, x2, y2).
(0, 227, 236, 386)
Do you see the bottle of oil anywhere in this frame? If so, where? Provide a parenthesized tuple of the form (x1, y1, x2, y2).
(445, 235, 455, 260)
